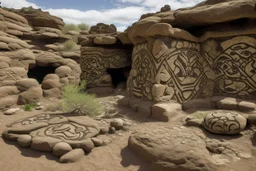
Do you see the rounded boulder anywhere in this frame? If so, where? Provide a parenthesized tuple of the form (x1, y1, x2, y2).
(53, 142, 72, 157)
(17, 135, 32, 148)
(203, 111, 247, 135)
(55, 66, 72, 78)
(60, 148, 84, 163)
(110, 119, 124, 130)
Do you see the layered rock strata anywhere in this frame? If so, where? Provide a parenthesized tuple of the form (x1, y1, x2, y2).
(0, 7, 81, 108)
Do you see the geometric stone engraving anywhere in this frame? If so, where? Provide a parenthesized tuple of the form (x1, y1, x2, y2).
(203, 111, 247, 135)
(127, 44, 156, 100)
(80, 47, 131, 87)
(127, 38, 211, 103)
(31, 122, 99, 141)
(2, 113, 101, 161)
(213, 36, 256, 99)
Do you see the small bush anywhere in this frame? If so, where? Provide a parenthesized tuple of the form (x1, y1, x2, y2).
(61, 40, 77, 51)
(61, 81, 102, 116)
(77, 23, 90, 31)
(62, 24, 80, 33)
(24, 103, 37, 111)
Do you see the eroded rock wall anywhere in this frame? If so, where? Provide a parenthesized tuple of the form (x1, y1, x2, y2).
(123, 0, 256, 103)
(0, 7, 81, 109)
(80, 23, 132, 88)
(127, 35, 256, 103)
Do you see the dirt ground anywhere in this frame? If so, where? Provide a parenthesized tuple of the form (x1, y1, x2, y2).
(0, 95, 256, 171)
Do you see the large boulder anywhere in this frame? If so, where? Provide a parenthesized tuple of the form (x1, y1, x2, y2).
(15, 78, 39, 91)
(129, 126, 217, 171)
(0, 95, 19, 109)
(0, 86, 19, 97)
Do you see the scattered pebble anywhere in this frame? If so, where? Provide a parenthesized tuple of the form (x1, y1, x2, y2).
(109, 127, 116, 134)
(35, 106, 44, 110)
(100, 127, 109, 134)
(4, 108, 20, 115)
(110, 119, 124, 130)
(91, 138, 103, 147)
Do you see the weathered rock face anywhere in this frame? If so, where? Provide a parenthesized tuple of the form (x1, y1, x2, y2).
(80, 23, 132, 88)
(129, 126, 218, 171)
(123, 1, 256, 103)
(0, 7, 81, 108)
(81, 47, 131, 87)
(9, 7, 65, 30)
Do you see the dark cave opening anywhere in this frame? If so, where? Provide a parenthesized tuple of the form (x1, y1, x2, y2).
(28, 66, 57, 84)
(106, 67, 130, 88)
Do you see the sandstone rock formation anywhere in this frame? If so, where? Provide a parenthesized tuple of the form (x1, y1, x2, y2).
(80, 23, 132, 90)
(105, 0, 256, 103)
(0, 7, 80, 108)
(128, 125, 248, 171)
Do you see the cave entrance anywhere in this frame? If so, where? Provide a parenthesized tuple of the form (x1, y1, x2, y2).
(106, 67, 130, 88)
(28, 66, 57, 84)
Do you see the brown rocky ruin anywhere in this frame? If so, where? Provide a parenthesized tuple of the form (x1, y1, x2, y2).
(0, 7, 81, 109)
(80, 0, 256, 106)
(79, 23, 132, 92)
(1, 0, 256, 171)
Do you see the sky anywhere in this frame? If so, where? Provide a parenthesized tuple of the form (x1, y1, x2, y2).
(1, 0, 203, 31)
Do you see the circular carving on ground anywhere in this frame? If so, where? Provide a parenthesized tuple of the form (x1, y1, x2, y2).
(31, 121, 99, 141)
(7, 114, 67, 127)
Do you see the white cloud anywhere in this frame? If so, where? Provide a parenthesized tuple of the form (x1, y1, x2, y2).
(1, 0, 203, 31)
(47, 6, 150, 27)
(142, 0, 203, 9)
(1, 0, 39, 9)
(116, 26, 128, 32)
(118, 0, 144, 4)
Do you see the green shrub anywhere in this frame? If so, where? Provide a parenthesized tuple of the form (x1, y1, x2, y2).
(24, 103, 37, 111)
(61, 81, 102, 116)
(77, 23, 90, 31)
(61, 40, 77, 51)
(62, 24, 80, 33)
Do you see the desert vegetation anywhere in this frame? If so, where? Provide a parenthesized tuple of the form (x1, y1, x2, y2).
(60, 40, 79, 51)
(62, 23, 90, 33)
(61, 81, 102, 116)
(77, 23, 90, 31)
(24, 103, 37, 111)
